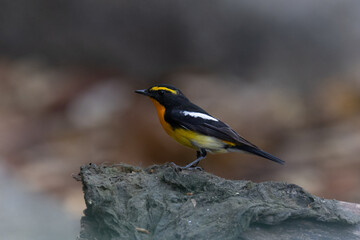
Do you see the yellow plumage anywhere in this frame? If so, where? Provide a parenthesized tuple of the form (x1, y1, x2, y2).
(171, 128, 229, 153)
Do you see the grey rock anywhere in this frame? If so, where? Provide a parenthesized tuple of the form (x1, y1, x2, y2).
(76, 163, 360, 240)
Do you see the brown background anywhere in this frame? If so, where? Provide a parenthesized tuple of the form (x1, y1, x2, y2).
(0, 0, 359, 238)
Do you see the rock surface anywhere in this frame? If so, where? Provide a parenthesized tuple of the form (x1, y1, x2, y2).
(76, 163, 360, 240)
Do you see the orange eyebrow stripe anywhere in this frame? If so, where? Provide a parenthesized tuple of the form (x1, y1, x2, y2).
(150, 86, 177, 95)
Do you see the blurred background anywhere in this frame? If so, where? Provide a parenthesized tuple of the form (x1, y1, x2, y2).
(1, 0, 360, 239)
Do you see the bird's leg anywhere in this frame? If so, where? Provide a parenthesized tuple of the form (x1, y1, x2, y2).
(191, 149, 207, 167)
(171, 149, 207, 171)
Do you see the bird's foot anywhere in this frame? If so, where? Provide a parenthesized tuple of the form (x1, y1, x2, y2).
(170, 162, 203, 171)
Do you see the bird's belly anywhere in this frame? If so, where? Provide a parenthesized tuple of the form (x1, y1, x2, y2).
(170, 128, 228, 153)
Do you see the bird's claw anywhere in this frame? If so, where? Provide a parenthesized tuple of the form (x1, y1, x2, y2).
(170, 162, 203, 171)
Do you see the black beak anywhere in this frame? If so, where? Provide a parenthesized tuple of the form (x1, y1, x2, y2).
(135, 89, 150, 96)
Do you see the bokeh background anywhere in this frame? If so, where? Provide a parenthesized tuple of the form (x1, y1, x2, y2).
(1, 0, 360, 239)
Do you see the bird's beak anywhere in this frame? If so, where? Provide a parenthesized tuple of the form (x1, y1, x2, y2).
(135, 89, 150, 96)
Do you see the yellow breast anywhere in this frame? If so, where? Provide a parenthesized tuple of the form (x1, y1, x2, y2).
(172, 128, 230, 153)
(150, 99, 233, 153)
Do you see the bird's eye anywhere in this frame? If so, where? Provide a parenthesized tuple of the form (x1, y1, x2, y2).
(158, 90, 165, 96)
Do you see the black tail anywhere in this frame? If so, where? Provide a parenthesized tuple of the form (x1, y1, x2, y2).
(238, 145, 285, 165)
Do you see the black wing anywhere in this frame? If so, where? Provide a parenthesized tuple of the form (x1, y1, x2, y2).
(165, 109, 258, 148)
(165, 109, 285, 165)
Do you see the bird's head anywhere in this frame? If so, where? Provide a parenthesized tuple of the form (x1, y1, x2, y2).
(135, 84, 187, 107)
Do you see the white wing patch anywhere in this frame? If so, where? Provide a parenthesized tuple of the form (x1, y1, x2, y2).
(182, 111, 219, 122)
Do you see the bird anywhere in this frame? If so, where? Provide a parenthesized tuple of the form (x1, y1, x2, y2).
(135, 84, 284, 169)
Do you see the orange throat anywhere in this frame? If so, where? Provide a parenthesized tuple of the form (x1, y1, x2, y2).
(150, 98, 173, 136)
(149, 98, 231, 151)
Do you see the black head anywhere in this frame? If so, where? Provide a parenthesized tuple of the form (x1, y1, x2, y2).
(135, 84, 187, 106)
